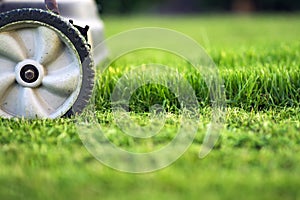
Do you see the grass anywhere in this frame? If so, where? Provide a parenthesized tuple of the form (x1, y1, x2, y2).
(1, 14, 300, 199)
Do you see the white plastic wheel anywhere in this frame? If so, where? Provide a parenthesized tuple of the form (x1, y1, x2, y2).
(0, 8, 94, 119)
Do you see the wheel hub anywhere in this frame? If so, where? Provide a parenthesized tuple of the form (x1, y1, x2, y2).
(21, 65, 39, 83)
(15, 59, 44, 88)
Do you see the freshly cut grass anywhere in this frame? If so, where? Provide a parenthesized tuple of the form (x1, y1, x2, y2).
(1, 108, 300, 200)
(95, 42, 300, 111)
(0, 15, 300, 200)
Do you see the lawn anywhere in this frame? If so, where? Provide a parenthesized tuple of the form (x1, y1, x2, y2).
(1, 14, 300, 200)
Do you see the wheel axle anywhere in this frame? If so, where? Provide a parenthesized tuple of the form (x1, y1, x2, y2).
(20, 64, 39, 83)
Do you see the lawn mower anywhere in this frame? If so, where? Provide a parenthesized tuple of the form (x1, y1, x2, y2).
(0, 0, 104, 119)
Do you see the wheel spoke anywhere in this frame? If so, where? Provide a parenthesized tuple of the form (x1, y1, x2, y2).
(16, 87, 49, 118)
(35, 26, 63, 65)
(15, 28, 37, 59)
(0, 72, 15, 98)
(46, 47, 75, 72)
(0, 32, 26, 62)
(2, 84, 49, 119)
(36, 87, 66, 111)
(42, 64, 80, 96)
(0, 56, 17, 72)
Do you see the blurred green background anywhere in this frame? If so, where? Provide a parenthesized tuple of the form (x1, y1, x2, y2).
(97, 0, 300, 14)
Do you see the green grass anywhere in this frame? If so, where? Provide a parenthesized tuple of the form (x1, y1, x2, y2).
(1, 14, 300, 200)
